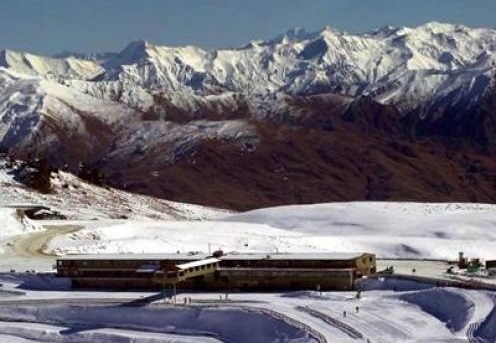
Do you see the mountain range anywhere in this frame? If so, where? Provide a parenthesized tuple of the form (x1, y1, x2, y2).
(1, 22, 496, 210)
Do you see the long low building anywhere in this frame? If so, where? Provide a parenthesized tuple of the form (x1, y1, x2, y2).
(56, 252, 376, 291)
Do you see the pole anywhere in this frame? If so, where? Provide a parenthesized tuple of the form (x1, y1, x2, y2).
(162, 282, 166, 304)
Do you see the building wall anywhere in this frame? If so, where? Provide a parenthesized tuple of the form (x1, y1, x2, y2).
(486, 260, 496, 269)
(57, 254, 375, 291)
(355, 254, 376, 276)
(208, 268, 355, 291)
(57, 258, 190, 277)
(220, 258, 356, 269)
(71, 277, 159, 290)
(69, 269, 356, 291)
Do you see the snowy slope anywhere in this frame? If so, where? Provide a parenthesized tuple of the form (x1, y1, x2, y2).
(0, 67, 139, 160)
(0, 159, 226, 221)
(0, 49, 103, 79)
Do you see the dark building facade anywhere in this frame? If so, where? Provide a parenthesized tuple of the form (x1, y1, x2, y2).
(56, 252, 376, 291)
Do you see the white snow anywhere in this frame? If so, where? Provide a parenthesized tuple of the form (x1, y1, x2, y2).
(223, 202, 496, 260)
(1, 200, 496, 342)
(44, 202, 496, 260)
(0, 49, 103, 79)
(0, 273, 494, 343)
(1, 22, 495, 143)
(45, 220, 300, 256)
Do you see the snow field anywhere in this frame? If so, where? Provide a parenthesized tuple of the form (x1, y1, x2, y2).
(0, 304, 317, 343)
(0, 270, 495, 342)
(44, 202, 496, 260)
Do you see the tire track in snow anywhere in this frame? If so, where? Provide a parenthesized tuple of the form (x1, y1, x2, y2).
(11, 225, 82, 259)
(466, 293, 496, 343)
(296, 306, 364, 339)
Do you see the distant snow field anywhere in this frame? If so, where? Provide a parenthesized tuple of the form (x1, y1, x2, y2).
(42, 202, 496, 261)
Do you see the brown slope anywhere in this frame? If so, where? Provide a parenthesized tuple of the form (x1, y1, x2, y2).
(7, 90, 496, 211)
(99, 94, 496, 211)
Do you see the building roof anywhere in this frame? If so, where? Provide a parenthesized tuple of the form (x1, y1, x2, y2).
(219, 252, 373, 261)
(176, 258, 220, 270)
(218, 267, 356, 272)
(56, 252, 373, 262)
(57, 253, 210, 261)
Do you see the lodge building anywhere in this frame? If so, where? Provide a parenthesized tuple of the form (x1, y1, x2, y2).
(56, 252, 376, 291)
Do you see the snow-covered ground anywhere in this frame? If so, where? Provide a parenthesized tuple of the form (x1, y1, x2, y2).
(2, 195, 496, 341)
(2, 200, 496, 272)
(224, 202, 496, 260)
(38, 202, 496, 261)
(0, 273, 494, 343)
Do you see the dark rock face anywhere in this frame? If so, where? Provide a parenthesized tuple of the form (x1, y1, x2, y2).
(88, 92, 496, 210)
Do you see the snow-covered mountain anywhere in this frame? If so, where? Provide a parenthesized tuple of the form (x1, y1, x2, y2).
(0, 49, 103, 80)
(68, 23, 496, 112)
(3, 23, 496, 111)
(1, 22, 496, 209)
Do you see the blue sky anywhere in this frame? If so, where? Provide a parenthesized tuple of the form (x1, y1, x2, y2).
(0, 0, 495, 55)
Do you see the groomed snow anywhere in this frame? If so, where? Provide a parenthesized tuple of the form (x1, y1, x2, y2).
(0, 273, 494, 343)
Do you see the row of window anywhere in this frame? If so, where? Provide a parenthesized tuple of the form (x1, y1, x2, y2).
(184, 263, 219, 273)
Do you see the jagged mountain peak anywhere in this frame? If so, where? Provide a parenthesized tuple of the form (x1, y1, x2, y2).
(52, 50, 117, 63)
(102, 39, 153, 70)
(0, 48, 103, 80)
(269, 27, 314, 44)
(102, 38, 209, 73)
(1, 22, 496, 113)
